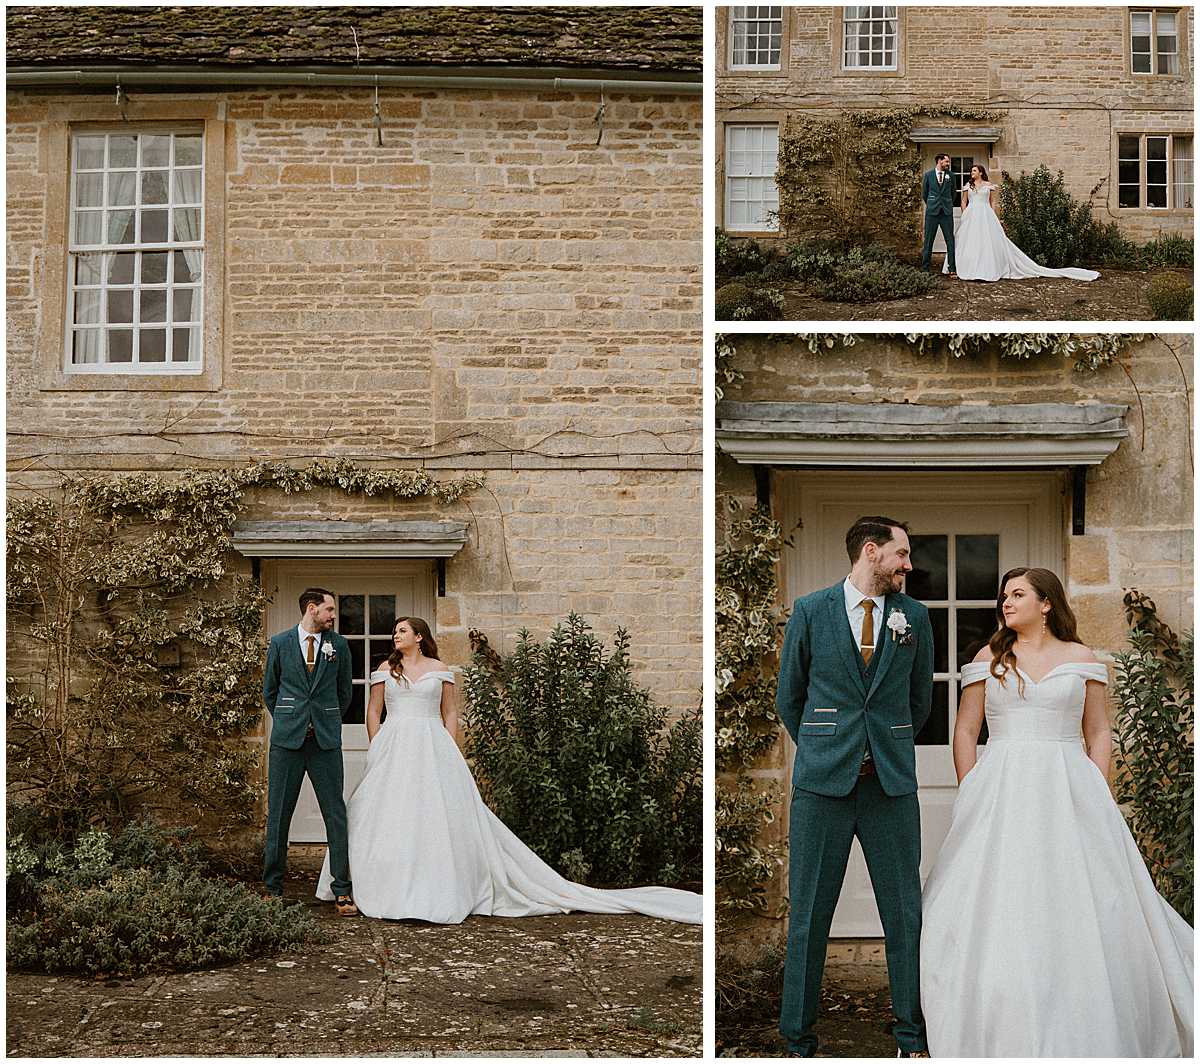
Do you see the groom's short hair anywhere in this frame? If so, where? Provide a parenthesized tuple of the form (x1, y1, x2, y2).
(934, 153, 949, 163)
(298, 587, 335, 614)
(846, 516, 910, 563)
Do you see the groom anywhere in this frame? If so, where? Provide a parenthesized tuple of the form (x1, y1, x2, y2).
(920, 153, 957, 277)
(262, 587, 357, 914)
(777, 517, 934, 1057)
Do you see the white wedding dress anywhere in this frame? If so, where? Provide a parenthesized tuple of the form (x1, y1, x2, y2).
(921, 661, 1193, 1057)
(316, 669, 701, 924)
(944, 182, 1100, 282)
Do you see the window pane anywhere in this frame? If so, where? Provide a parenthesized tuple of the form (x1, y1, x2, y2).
(109, 135, 137, 167)
(172, 208, 202, 243)
(141, 288, 167, 323)
(907, 534, 948, 600)
(1148, 137, 1168, 160)
(956, 608, 996, 669)
(74, 210, 103, 245)
(140, 329, 167, 362)
(74, 289, 102, 325)
(72, 328, 103, 364)
(1119, 160, 1140, 185)
(955, 535, 999, 600)
(174, 250, 201, 284)
(339, 594, 365, 635)
(349, 639, 365, 678)
(107, 328, 133, 362)
(1172, 136, 1193, 208)
(74, 135, 105, 169)
(1147, 182, 1167, 208)
(108, 170, 136, 207)
(345, 685, 365, 726)
(106, 209, 135, 244)
(171, 326, 196, 362)
(107, 252, 136, 285)
(929, 607, 948, 673)
(107, 290, 133, 323)
(1131, 12, 1152, 34)
(1119, 183, 1141, 208)
(917, 682, 949, 745)
(141, 209, 168, 243)
(173, 168, 202, 205)
(173, 288, 196, 321)
(75, 254, 104, 285)
(1132, 51, 1152, 73)
(141, 134, 170, 167)
(369, 595, 396, 636)
(370, 638, 394, 671)
(141, 170, 169, 206)
(175, 135, 203, 166)
(75, 173, 103, 208)
(142, 251, 168, 285)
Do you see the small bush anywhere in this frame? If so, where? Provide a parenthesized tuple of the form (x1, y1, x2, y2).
(814, 253, 936, 303)
(997, 165, 1107, 269)
(1146, 273, 1193, 320)
(716, 229, 771, 282)
(1140, 234, 1194, 268)
(715, 281, 785, 321)
(7, 817, 322, 976)
(8, 867, 319, 978)
(463, 614, 701, 887)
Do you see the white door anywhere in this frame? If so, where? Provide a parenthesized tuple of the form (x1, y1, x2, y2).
(927, 145, 987, 253)
(264, 560, 436, 842)
(778, 471, 1063, 935)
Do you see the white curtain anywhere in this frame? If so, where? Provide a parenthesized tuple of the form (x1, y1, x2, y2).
(1172, 137, 1193, 208)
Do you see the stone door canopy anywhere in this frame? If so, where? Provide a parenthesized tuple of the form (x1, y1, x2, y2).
(232, 520, 469, 558)
(909, 127, 1003, 144)
(716, 401, 1129, 466)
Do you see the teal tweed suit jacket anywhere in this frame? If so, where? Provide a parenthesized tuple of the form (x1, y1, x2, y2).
(262, 628, 353, 751)
(777, 584, 934, 798)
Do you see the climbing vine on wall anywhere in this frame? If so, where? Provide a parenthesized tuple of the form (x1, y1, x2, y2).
(775, 107, 1005, 246)
(6, 460, 482, 840)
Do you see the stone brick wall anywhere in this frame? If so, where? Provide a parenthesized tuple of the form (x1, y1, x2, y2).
(717, 334, 1193, 948)
(6, 84, 702, 712)
(717, 5, 1194, 238)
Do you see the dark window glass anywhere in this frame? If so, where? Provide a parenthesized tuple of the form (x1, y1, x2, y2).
(955, 534, 999, 600)
(929, 607, 948, 673)
(369, 595, 395, 636)
(349, 639, 365, 679)
(370, 639, 394, 671)
(907, 534, 948, 600)
(917, 682, 949, 745)
(345, 685, 365, 725)
(957, 607, 996, 669)
(339, 595, 364, 635)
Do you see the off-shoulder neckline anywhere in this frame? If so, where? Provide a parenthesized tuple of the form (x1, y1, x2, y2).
(369, 667, 454, 685)
(962, 660, 1105, 685)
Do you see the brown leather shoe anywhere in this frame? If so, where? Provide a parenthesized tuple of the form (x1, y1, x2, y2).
(335, 894, 359, 916)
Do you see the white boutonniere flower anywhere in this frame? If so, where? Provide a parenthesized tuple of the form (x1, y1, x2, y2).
(320, 641, 336, 660)
(888, 609, 914, 646)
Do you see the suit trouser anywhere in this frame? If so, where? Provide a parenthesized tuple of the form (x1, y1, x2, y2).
(920, 209, 956, 273)
(779, 774, 925, 1055)
(263, 734, 351, 896)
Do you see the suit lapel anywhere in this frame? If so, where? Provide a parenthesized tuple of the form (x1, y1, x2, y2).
(827, 585, 868, 697)
(290, 629, 309, 681)
(308, 631, 326, 688)
(866, 594, 900, 700)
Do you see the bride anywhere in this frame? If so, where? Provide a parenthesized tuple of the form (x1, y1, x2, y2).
(946, 164, 1100, 282)
(317, 617, 701, 924)
(920, 567, 1193, 1057)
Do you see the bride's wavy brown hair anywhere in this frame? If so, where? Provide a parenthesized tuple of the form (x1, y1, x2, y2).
(988, 567, 1081, 695)
(386, 616, 439, 683)
(971, 163, 989, 183)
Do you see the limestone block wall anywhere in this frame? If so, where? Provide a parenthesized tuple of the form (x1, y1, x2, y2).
(717, 334, 1193, 944)
(716, 5, 1194, 238)
(6, 84, 702, 713)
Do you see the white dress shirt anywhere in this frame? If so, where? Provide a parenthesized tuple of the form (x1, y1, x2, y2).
(297, 623, 323, 662)
(843, 576, 884, 657)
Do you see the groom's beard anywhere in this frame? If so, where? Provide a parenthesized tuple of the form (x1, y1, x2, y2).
(871, 567, 906, 595)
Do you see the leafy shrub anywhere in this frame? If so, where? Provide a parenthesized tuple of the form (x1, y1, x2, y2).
(1146, 273, 1193, 320)
(1112, 596, 1193, 924)
(996, 165, 1110, 268)
(715, 282, 785, 321)
(462, 614, 701, 887)
(7, 817, 322, 976)
(1139, 234, 1194, 267)
(716, 229, 771, 283)
(814, 253, 936, 302)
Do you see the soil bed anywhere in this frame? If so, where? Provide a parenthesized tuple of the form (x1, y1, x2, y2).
(776, 267, 1189, 322)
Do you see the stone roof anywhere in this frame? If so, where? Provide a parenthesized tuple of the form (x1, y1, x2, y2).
(5, 6, 701, 73)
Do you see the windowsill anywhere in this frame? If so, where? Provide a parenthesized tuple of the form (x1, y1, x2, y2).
(44, 362, 218, 391)
(834, 67, 903, 78)
(65, 364, 204, 376)
(728, 65, 786, 75)
(724, 227, 781, 238)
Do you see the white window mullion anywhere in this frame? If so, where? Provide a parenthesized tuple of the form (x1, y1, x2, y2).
(724, 124, 779, 232)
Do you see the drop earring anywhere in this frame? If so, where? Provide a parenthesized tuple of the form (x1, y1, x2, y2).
(1041, 614, 1048, 635)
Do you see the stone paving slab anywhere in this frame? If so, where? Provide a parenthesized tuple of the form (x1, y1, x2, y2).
(7, 875, 702, 1058)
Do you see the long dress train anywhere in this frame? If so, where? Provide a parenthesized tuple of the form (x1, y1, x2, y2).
(920, 661, 1193, 1057)
(945, 183, 1100, 282)
(317, 670, 702, 924)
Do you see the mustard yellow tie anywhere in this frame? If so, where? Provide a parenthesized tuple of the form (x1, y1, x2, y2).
(305, 635, 316, 674)
(860, 600, 875, 665)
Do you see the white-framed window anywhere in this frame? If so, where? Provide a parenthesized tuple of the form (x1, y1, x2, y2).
(842, 5, 898, 71)
(729, 6, 783, 70)
(724, 124, 779, 231)
(1118, 132, 1193, 208)
(67, 128, 204, 373)
(1130, 9, 1180, 74)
